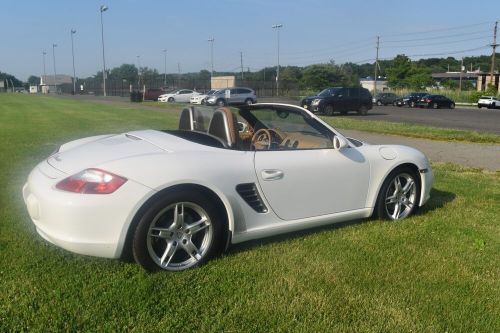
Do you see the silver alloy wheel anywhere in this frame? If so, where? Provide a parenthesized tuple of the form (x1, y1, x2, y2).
(384, 173, 417, 220)
(146, 202, 213, 271)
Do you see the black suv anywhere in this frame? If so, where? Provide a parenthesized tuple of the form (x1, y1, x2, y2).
(394, 92, 428, 107)
(373, 92, 399, 106)
(301, 87, 373, 115)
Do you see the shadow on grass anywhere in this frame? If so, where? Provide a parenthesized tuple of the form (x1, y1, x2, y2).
(227, 187, 455, 256)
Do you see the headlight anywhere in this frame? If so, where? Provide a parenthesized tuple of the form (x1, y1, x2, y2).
(312, 99, 321, 105)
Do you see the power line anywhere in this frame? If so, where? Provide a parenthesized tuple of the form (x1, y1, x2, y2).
(381, 21, 493, 37)
(382, 29, 491, 43)
(381, 36, 490, 49)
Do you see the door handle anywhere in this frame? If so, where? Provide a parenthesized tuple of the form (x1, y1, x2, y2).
(261, 169, 284, 181)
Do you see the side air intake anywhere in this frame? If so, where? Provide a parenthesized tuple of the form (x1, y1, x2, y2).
(236, 183, 268, 213)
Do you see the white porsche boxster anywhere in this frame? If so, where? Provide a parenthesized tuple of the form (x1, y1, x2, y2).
(23, 103, 433, 271)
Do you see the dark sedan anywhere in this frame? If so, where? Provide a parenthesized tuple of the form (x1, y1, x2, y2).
(394, 92, 428, 107)
(415, 95, 455, 109)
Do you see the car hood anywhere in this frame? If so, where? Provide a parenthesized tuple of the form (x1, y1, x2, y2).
(47, 130, 203, 174)
(303, 95, 318, 102)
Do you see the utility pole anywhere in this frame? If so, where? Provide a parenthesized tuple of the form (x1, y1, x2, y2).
(162, 49, 167, 88)
(136, 55, 141, 88)
(71, 29, 77, 94)
(272, 24, 283, 96)
(178, 62, 181, 87)
(100, 5, 109, 97)
(240, 51, 244, 80)
(459, 57, 463, 91)
(374, 36, 380, 95)
(490, 21, 498, 87)
(42, 51, 47, 83)
(52, 43, 57, 93)
(208, 37, 214, 77)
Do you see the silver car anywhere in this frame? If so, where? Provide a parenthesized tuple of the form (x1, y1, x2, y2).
(205, 87, 257, 106)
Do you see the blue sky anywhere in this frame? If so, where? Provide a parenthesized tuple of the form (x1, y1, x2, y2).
(1, 0, 499, 80)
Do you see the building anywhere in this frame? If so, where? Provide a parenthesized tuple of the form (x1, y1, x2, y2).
(40, 75, 73, 93)
(476, 72, 500, 93)
(360, 78, 388, 93)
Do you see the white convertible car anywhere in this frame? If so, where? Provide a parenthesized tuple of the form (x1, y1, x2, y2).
(23, 103, 433, 271)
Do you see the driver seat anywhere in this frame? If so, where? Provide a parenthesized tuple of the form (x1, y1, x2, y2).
(207, 108, 239, 148)
(178, 107, 206, 131)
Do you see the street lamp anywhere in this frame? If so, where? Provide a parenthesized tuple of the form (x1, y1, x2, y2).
(162, 49, 167, 88)
(208, 37, 214, 77)
(70, 29, 77, 94)
(272, 24, 283, 96)
(136, 55, 141, 88)
(52, 43, 57, 93)
(100, 5, 108, 96)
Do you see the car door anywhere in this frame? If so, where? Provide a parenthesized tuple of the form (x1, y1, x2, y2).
(332, 88, 348, 112)
(179, 90, 193, 102)
(255, 147, 370, 220)
(230, 88, 242, 104)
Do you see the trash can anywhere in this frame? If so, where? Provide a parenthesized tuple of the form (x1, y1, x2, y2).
(130, 91, 143, 103)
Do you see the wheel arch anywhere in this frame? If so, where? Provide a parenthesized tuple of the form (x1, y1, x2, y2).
(121, 183, 234, 260)
(369, 162, 422, 216)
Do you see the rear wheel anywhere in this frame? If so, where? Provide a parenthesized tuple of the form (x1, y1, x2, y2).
(450, 102, 455, 109)
(376, 167, 420, 220)
(216, 99, 226, 107)
(410, 101, 416, 108)
(132, 190, 225, 271)
(244, 98, 253, 105)
(358, 105, 368, 116)
(324, 105, 334, 116)
(433, 102, 439, 109)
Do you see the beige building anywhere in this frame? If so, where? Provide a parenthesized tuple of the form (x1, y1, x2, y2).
(476, 73, 500, 93)
(211, 76, 235, 89)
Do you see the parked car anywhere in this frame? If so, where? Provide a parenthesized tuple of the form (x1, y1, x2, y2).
(23, 103, 433, 271)
(190, 90, 216, 105)
(415, 94, 455, 109)
(158, 89, 200, 103)
(373, 92, 399, 106)
(303, 87, 372, 116)
(394, 92, 428, 107)
(477, 96, 500, 109)
(143, 88, 167, 101)
(205, 87, 257, 106)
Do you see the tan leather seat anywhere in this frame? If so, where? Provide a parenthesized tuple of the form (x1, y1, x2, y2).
(207, 107, 239, 148)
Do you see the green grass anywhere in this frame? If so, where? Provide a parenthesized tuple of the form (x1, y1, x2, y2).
(0, 94, 499, 332)
(323, 117, 500, 144)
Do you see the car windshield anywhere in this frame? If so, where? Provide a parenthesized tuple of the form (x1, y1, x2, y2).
(318, 88, 341, 97)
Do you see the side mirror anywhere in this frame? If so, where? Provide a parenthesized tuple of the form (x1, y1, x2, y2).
(333, 136, 349, 150)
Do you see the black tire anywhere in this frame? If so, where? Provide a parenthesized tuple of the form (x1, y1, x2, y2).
(132, 190, 226, 272)
(432, 102, 438, 109)
(324, 105, 334, 116)
(375, 167, 421, 220)
(244, 98, 253, 105)
(168, 97, 174, 102)
(358, 105, 368, 116)
(478, 105, 482, 109)
(216, 99, 226, 107)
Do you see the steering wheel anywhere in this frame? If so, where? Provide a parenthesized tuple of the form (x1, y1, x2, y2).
(251, 129, 272, 150)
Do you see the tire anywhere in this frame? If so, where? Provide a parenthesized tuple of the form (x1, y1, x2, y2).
(478, 105, 482, 109)
(377, 100, 382, 106)
(410, 101, 416, 108)
(324, 105, 334, 116)
(132, 190, 225, 272)
(432, 102, 438, 109)
(216, 99, 226, 107)
(450, 103, 455, 109)
(375, 167, 420, 220)
(244, 98, 253, 105)
(168, 97, 174, 102)
(358, 105, 368, 116)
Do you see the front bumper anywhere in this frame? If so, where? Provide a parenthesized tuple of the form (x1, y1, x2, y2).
(22, 161, 152, 258)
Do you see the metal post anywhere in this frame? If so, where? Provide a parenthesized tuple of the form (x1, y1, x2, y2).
(374, 36, 380, 95)
(240, 51, 244, 80)
(71, 29, 77, 94)
(272, 24, 283, 96)
(490, 21, 498, 88)
(137, 55, 141, 88)
(459, 58, 463, 91)
(100, 5, 108, 96)
(208, 37, 214, 77)
(52, 44, 57, 93)
(162, 49, 167, 88)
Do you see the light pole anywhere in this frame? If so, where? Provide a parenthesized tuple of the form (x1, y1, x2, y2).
(208, 37, 214, 77)
(272, 24, 283, 96)
(71, 29, 77, 94)
(136, 55, 141, 88)
(52, 43, 57, 93)
(162, 49, 167, 88)
(42, 51, 47, 83)
(100, 5, 108, 96)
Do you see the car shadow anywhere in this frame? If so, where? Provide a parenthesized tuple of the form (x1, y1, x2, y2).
(226, 187, 455, 257)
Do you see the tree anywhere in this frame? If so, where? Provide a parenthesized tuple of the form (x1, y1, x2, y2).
(386, 55, 412, 88)
(27, 75, 40, 86)
(110, 64, 138, 83)
(301, 64, 357, 91)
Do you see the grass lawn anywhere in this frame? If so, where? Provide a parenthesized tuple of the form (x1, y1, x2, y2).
(0, 94, 499, 332)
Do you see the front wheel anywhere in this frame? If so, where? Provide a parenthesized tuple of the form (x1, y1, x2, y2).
(377, 101, 382, 106)
(433, 102, 439, 109)
(376, 168, 420, 220)
(244, 98, 253, 105)
(410, 101, 416, 108)
(358, 105, 368, 115)
(324, 105, 334, 116)
(216, 99, 226, 107)
(132, 191, 225, 271)
(450, 103, 455, 109)
(168, 97, 174, 103)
